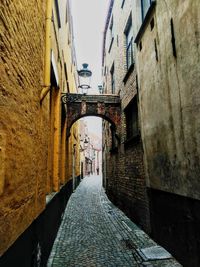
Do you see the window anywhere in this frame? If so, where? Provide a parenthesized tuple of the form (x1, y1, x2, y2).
(64, 63, 69, 92)
(109, 16, 114, 40)
(125, 97, 139, 139)
(110, 64, 115, 94)
(121, 0, 125, 8)
(108, 16, 114, 52)
(125, 17, 133, 70)
(65, 2, 68, 23)
(104, 66, 107, 76)
(103, 82, 106, 93)
(55, 0, 61, 28)
(170, 18, 177, 58)
(141, 0, 152, 21)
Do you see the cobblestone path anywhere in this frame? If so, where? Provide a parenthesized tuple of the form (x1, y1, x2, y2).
(47, 175, 181, 267)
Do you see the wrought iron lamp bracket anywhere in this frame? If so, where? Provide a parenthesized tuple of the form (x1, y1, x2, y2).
(61, 93, 79, 103)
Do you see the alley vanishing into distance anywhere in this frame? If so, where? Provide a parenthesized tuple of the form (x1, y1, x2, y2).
(1, 0, 200, 267)
(47, 175, 180, 267)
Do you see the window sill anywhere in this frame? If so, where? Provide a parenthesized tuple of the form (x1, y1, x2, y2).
(108, 37, 114, 53)
(134, 0, 156, 44)
(123, 63, 134, 84)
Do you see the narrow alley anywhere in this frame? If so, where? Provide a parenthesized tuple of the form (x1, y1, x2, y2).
(47, 175, 180, 267)
(0, 0, 200, 267)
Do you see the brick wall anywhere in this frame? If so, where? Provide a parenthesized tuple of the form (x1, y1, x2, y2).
(104, 138, 150, 232)
(102, 0, 150, 232)
(0, 0, 47, 255)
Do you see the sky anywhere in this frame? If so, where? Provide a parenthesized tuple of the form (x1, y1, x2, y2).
(70, 0, 109, 135)
(70, 0, 109, 93)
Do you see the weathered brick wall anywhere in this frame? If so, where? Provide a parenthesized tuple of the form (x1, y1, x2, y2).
(104, 138, 150, 232)
(102, 0, 150, 232)
(0, 0, 47, 255)
(118, 140, 150, 229)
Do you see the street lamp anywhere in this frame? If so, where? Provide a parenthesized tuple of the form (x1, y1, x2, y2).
(78, 63, 92, 94)
(84, 138, 88, 147)
(83, 136, 90, 149)
(98, 85, 103, 94)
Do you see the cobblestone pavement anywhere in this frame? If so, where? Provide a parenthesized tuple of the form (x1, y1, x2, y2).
(47, 175, 181, 267)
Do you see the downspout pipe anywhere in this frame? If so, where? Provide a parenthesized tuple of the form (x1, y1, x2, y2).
(72, 144, 76, 192)
(40, 0, 53, 103)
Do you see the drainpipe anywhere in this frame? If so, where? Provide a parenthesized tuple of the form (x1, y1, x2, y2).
(72, 144, 76, 192)
(40, 0, 53, 103)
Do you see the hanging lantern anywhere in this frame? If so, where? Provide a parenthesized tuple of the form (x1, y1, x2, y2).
(78, 63, 92, 94)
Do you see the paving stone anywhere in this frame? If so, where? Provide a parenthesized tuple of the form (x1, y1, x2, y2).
(47, 175, 182, 267)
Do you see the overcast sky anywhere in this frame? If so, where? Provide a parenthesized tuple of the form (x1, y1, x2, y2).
(70, 0, 109, 135)
(70, 0, 109, 93)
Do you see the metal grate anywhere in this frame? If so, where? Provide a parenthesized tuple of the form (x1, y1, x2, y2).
(137, 245, 172, 261)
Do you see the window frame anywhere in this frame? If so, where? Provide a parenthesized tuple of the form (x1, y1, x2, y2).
(124, 16, 134, 70)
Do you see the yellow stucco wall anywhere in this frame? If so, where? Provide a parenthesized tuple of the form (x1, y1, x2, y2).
(0, 0, 47, 255)
(46, 0, 80, 190)
(0, 0, 80, 256)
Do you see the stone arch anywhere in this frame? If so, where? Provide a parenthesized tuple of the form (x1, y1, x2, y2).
(61, 93, 121, 138)
(67, 114, 116, 137)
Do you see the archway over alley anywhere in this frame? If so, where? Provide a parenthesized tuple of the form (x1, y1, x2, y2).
(61, 93, 121, 137)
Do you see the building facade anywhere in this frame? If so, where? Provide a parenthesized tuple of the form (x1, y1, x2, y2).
(102, 0, 150, 233)
(102, 0, 200, 266)
(0, 0, 80, 266)
(134, 1, 200, 266)
(79, 119, 102, 178)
